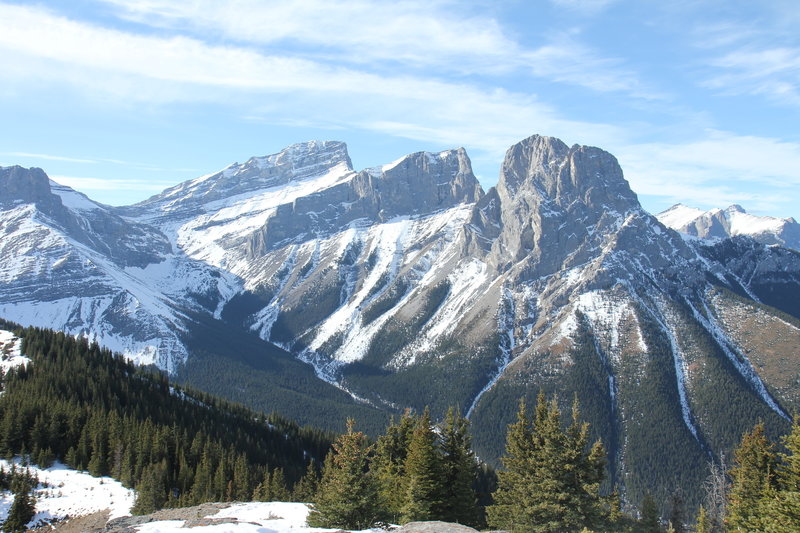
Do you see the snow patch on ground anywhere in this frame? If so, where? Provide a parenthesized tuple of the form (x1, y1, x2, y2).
(575, 290, 647, 358)
(0, 297, 187, 372)
(0, 459, 135, 527)
(0, 330, 29, 374)
(136, 501, 381, 533)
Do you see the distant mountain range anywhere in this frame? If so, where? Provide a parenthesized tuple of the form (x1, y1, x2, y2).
(657, 203, 800, 250)
(2, 135, 799, 508)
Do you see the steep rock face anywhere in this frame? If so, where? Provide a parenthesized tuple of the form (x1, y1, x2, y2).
(245, 148, 482, 257)
(658, 203, 800, 250)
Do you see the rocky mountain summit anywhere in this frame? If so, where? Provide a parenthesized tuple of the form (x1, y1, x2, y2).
(1, 134, 799, 506)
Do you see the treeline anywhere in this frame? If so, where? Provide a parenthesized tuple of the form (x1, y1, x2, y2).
(0, 325, 334, 513)
(308, 391, 680, 533)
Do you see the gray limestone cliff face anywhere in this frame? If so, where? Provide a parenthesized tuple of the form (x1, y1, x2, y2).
(0, 166, 63, 211)
(484, 135, 698, 290)
(489, 135, 641, 274)
(246, 147, 483, 257)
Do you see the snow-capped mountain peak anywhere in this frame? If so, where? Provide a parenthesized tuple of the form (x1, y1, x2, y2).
(657, 202, 800, 250)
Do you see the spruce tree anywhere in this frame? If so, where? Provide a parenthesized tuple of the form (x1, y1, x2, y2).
(307, 419, 381, 530)
(268, 467, 290, 501)
(292, 462, 319, 503)
(695, 506, 710, 533)
(487, 392, 607, 533)
(438, 407, 479, 526)
(639, 492, 662, 533)
(232, 454, 250, 501)
(3, 483, 36, 533)
(373, 410, 416, 522)
(401, 408, 444, 523)
(132, 462, 166, 515)
(761, 416, 800, 533)
(486, 398, 534, 532)
(668, 488, 686, 533)
(252, 469, 272, 502)
(727, 423, 778, 532)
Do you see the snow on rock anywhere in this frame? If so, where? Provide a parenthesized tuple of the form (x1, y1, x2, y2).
(0, 459, 135, 527)
(656, 203, 800, 250)
(655, 204, 705, 230)
(132, 502, 380, 533)
(0, 330, 29, 373)
(49, 181, 103, 211)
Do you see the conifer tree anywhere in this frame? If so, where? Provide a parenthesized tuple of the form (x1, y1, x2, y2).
(727, 423, 778, 532)
(401, 408, 444, 523)
(3, 487, 35, 533)
(307, 419, 381, 530)
(232, 454, 250, 501)
(486, 398, 533, 532)
(487, 392, 607, 533)
(668, 488, 686, 533)
(269, 467, 290, 501)
(132, 462, 167, 515)
(438, 407, 479, 526)
(252, 469, 272, 502)
(292, 462, 319, 503)
(373, 410, 416, 522)
(639, 492, 662, 533)
(761, 416, 800, 532)
(694, 506, 710, 533)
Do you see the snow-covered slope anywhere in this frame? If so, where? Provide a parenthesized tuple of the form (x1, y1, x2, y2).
(657, 203, 800, 250)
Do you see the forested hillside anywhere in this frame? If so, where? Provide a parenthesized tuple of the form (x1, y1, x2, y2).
(0, 319, 332, 512)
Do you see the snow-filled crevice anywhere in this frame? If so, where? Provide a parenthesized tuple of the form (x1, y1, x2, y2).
(467, 287, 515, 419)
(687, 298, 790, 420)
(250, 245, 299, 341)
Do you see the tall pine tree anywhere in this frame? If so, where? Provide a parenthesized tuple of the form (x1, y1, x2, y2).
(438, 407, 479, 526)
(307, 419, 381, 529)
(727, 423, 778, 532)
(372, 410, 416, 523)
(487, 392, 607, 533)
(401, 408, 444, 523)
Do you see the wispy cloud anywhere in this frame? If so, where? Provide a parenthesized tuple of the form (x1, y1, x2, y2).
(617, 130, 800, 215)
(690, 5, 800, 108)
(92, 0, 651, 97)
(703, 46, 800, 106)
(0, 152, 97, 164)
(0, 3, 627, 160)
(50, 175, 174, 193)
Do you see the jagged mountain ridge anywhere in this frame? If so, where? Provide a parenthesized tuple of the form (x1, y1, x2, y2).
(2, 135, 800, 507)
(657, 203, 800, 250)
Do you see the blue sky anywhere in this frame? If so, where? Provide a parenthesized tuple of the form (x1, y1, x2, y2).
(1, 0, 799, 219)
